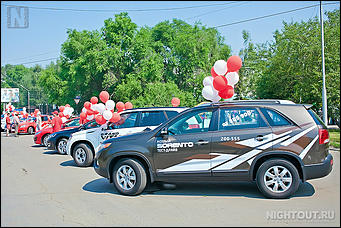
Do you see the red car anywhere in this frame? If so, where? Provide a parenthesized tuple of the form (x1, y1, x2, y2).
(18, 115, 52, 135)
(34, 117, 80, 146)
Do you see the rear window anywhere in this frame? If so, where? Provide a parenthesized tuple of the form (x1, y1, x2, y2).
(308, 109, 327, 128)
(260, 108, 292, 127)
(165, 111, 179, 120)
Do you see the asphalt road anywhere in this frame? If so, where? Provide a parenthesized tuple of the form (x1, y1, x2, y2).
(1, 133, 340, 226)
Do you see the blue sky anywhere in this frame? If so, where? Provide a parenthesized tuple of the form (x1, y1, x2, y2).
(1, 1, 339, 68)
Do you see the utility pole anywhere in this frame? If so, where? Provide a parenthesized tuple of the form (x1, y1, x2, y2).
(320, 1, 328, 126)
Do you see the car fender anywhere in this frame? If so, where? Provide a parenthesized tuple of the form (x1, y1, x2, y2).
(106, 149, 155, 183)
(249, 150, 306, 181)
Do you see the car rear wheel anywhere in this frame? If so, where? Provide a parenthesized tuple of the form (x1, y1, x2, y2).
(28, 127, 34, 135)
(73, 143, 93, 167)
(57, 138, 68, 155)
(256, 159, 300, 199)
(112, 158, 147, 196)
(42, 134, 50, 147)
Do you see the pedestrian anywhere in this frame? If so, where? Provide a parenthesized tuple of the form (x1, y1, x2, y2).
(13, 112, 20, 137)
(5, 113, 11, 137)
(51, 111, 63, 133)
(36, 111, 42, 131)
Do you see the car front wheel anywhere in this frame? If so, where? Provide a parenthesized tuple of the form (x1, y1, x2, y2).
(28, 127, 34, 135)
(42, 134, 50, 147)
(73, 143, 94, 167)
(112, 158, 147, 196)
(256, 159, 300, 199)
(57, 138, 68, 155)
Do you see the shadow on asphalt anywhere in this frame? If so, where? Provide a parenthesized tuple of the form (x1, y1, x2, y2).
(43, 150, 64, 155)
(60, 159, 79, 167)
(31, 145, 45, 148)
(82, 178, 315, 199)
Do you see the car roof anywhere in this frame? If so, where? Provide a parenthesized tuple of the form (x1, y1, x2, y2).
(120, 106, 188, 113)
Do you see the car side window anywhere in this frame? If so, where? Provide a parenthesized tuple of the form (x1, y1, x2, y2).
(260, 108, 292, 127)
(165, 111, 179, 120)
(110, 112, 138, 129)
(85, 121, 100, 129)
(167, 109, 213, 135)
(65, 119, 80, 127)
(139, 111, 167, 127)
(219, 108, 266, 131)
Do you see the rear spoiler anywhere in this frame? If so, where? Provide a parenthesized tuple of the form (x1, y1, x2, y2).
(302, 104, 313, 109)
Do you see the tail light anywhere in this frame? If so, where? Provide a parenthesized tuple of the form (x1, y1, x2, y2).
(319, 128, 329, 144)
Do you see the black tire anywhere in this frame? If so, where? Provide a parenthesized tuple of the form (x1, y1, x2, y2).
(72, 143, 94, 167)
(42, 134, 50, 147)
(28, 126, 34, 135)
(112, 158, 147, 196)
(256, 158, 300, 199)
(57, 138, 68, 155)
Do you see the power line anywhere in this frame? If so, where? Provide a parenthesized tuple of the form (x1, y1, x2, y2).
(1, 2, 241, 12)
(213, 2, 340, 28)
(184, 1, 249, 21)
(7, 57, 59, 66)
(5, 51, 60, 62)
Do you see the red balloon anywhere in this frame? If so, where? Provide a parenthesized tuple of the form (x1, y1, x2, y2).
(84, 101, 91, 110)
(99, 91, 110, 103)
(227, 56, 242, 72)
(65, 104, 70, 108)
(124, 102, 133, 110)
(34, 109, 39, 113)
(90, 96, 98, 104)
(86, 109, 95, 115)
(171, 97, 180, 107)
(59, 106, 65, 112)
(59, 112, 64, 117)
(218, 85, 234, 99)
(211, 67, 219, 77)
(213, 75, 228, 91)
(110, 112, 121, 123)
(80, 112, 87, 120)
(95, 115, 107, 125)
(116, 102, 125, 111)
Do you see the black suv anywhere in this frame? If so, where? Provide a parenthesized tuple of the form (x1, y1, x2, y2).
(94, 100, 333, 199)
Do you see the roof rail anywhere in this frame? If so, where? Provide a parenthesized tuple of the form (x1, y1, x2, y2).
(212, 99, 296, 105)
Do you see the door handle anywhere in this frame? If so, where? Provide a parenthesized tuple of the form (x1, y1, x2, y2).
(256, 135, 264, 141)
(195, 140, 209, 145)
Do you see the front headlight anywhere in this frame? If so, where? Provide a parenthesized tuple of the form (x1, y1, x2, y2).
(98, 142, 112, 152)
(49, 133, 57, 138)
(35, 131, 42, 135)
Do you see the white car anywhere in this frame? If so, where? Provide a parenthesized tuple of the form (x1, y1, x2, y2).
(66, 107, 187, 167)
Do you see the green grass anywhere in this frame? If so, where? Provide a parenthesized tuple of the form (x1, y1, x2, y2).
(329, 129, 340, 148)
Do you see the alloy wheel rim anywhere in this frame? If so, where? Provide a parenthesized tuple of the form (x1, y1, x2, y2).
(264, 165, 292, 193)
(44, 136, 49, 146)
(75, 148, 86, 163)
(116, 165, 136, 191)
(58, 140, 67, 154)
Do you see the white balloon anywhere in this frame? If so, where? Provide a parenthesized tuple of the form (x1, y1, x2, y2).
(86, 115, 94, 120)
(213, 60, 228, 76)
(23, 107, 26, 111)
(105, 100, 116, 111)
(97, 103, 106, 114)
(202, 85, 218, 101)
(61, 117, 67, 123)
(226, 72, 239, 86)
(82, 107, 87, 113)
(103, 110, 113, 120)
(63, 107, 69, 115)
(212, 95, 221, 102)
(91, 104, 98, 111)
(69, 107, 74, 115)
(203, 76, 214, 87)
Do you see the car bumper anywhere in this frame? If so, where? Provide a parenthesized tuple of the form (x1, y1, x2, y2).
(94, 158, 109, 179)
(303, 154, 333, 181)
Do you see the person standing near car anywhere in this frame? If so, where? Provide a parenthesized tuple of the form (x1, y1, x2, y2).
(5, 113, 11, 137)
(36, 111, 42, 131)
(13, 113, 20, 137)
(51, 111, 63, 133)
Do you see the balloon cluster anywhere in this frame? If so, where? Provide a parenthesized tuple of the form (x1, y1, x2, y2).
(5, 103, 15, 112)
(58, 104, 75, 123)
(202, 56, 242, 102)
(80, 91, 133, 125)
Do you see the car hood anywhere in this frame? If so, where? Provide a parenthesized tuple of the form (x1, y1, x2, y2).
(103, 130, 154, 144)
